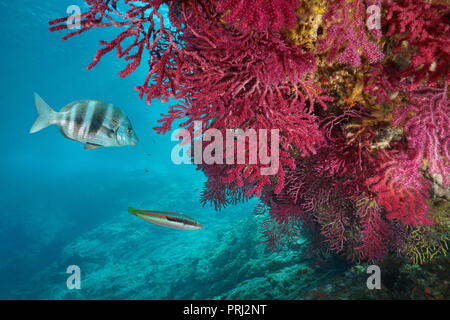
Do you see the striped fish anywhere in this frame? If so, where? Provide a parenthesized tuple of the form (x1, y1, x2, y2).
(128, 208, 204, 230)
(30, 93, 138, 149)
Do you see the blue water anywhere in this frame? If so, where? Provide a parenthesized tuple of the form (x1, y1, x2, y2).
(0, 1, 337, 300)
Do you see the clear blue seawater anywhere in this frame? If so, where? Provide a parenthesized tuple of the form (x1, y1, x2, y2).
(0, 0, 259, 299)
(0, 1, 337, 300)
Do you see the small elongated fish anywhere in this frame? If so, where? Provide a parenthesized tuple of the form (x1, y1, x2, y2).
(128, 208, 204, 230)
(30, 93, 138, 149)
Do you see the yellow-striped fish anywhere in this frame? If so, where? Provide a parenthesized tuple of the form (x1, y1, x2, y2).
(128, 208, 203, 230)
(30, 93, 138, 149)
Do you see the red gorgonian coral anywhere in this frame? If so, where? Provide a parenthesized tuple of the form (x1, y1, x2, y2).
(150, 8, 331, 196)
(365, 84, 449, 226)
(392, 84, 450, 187)
(366, 152, 433, 225)
(318, 0, 384, 67)
(216, 0, 301, 34)
(50, 1, 330, 197)
(354, 197, 394, 262)
(49, 0, 450, 264)
(385, 0, 450, 88)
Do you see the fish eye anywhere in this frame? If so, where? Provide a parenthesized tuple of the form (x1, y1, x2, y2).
(127, 128, 133, 134)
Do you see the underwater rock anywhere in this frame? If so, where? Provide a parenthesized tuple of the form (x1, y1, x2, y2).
(298, 255, 450, 300)
(6, 173, 448, 300)
(11, 204, 345, 299)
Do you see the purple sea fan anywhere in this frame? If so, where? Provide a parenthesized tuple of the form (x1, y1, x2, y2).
(354, 197, 393, 262)
(385, 0, 450, 88)
(49, 0, 189, 102)
(392, 84, 450, 187)
(216, 0, 301, 33)
(364, 64, 398, 104)
(367, 150, 433, 226)
(315, 196, 357, 254)
(318, 0, 383, 67)
(364, 84, 449, 226)
(155, 24, 331, 196)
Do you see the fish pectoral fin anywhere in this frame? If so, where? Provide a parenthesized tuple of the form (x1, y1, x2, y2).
(100, 126, 116, 138)
(84, 143, 102, 150)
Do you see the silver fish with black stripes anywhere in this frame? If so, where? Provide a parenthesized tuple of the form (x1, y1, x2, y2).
(29, 93, 138, 149)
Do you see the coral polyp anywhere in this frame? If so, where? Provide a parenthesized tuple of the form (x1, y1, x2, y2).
(50, 0, 449, 264)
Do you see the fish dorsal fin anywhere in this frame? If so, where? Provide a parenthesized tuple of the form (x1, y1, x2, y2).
(84, 143, 102, 150)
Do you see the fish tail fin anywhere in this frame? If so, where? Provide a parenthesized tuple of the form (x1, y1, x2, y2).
(30, 93, 57, 134)
(128, 207, 139, 216)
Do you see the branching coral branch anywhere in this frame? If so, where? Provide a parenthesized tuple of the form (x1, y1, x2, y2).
(385, 0, 450, 88)
(366, 152, 433, 226)
(392, 84, 450, 187)
(50, 0, 181, 83)
(152, 22, 330, 196)
(49, 0, 450, 264)
(354, 197, 393, 262)
(364, 64, 398, 104)
(199, 163, 252, 210)
(216, 0, 301, 34)
(317, 0, 383, 67)
(315, 196, 358, 255)
(51, 1, 330, 197)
